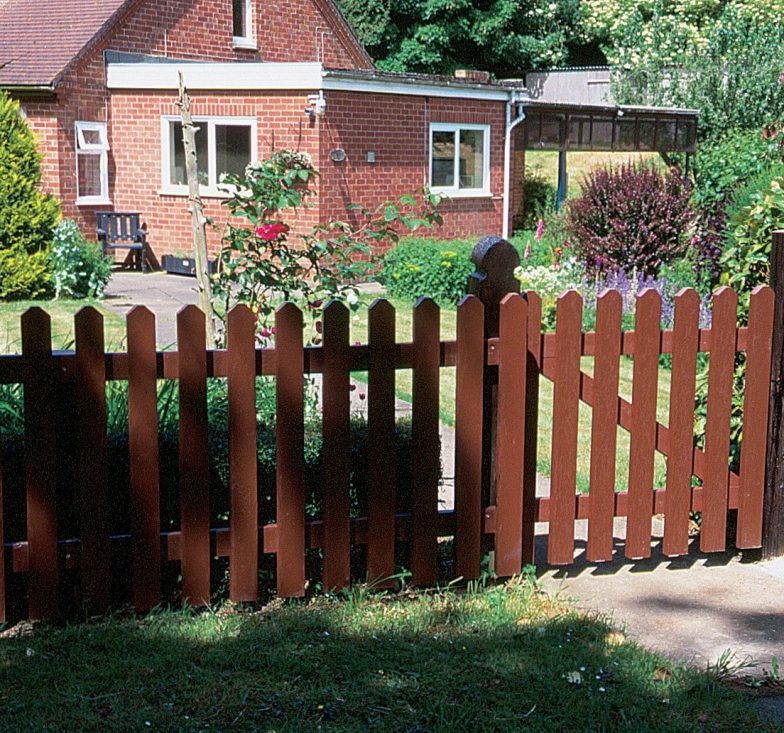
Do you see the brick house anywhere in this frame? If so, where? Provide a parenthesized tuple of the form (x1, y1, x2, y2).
(0, 0, 698, 262)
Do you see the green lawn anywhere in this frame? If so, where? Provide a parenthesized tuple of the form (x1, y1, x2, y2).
(0, 299, 126, 354)
(352, 296, 671, 492)
(525, 150, 663, 199)
(0, 579, 774, 732)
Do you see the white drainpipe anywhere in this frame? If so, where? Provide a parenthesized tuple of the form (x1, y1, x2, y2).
(503, 94, 526, 240)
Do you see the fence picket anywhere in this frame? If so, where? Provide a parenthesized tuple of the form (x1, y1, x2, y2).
(367, 300, 396, 584)
(276, 303, 306, 597)
(495, 294, 527, 576)
(227, 305, 258, 602)
(548, 291, 582, 565)
(127, 306, 160, 611)
(662, 290, 700, 556)
(22, 308, 58, 620)
(454, 296, 485, 579)
(701, 287, 738, 552)
(411, 297, 440, 586)
(738, 286, 775, 548)
(178, 306, 210, 606)
(74, 307, 110, 612)
(587, 290, 622, 562)
(626, 290, 661, 559)
(322, 302, 351, 591)
(523, 292, 542, 565)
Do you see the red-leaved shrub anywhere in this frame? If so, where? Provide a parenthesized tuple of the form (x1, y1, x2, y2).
(566, 162, 693, 275)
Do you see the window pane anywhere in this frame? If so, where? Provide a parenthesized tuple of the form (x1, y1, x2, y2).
(78, 153, 102, 198)
(169, 121, 208, 186)
(233, 0, 246, 36)
(81, 129, 102, 147)
(432, 130, 455, 188)
(216, 124, 252, 180)
(459, 129, 484, 189)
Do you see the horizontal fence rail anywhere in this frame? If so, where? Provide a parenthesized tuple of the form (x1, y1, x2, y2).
(0, 278, 775, 621)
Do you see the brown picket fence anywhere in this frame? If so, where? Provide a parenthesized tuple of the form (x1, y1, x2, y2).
(0, 239, 776, 621)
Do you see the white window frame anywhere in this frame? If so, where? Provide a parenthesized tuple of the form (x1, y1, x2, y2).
(160, 115, 257, 196)
(75, 121, 110, 205)
(428, 122, 491, 198)
(232, 0, 255, 48)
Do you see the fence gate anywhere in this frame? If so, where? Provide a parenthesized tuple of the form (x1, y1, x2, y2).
(0, 237, 777, 622)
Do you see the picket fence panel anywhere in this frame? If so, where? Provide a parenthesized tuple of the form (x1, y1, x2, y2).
(0, 283, 775, 621)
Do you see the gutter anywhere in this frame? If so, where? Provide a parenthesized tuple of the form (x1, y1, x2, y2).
(503, 93, 527, 240)
(0, 84, 56, 96)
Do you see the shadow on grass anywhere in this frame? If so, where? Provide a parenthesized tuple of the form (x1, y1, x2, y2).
(0, 590, 777, 733)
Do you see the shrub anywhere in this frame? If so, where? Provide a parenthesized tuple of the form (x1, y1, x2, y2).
(380, 238, 477, 303)
(566, 162, 693, 276)
(50, 219, 112, 299)
(0, 247, 52, 300)
(721, 175, 784, 306)
(0, 91, 60, 261)
(514, 259, 583, 330)
(518, 165, 556, 230)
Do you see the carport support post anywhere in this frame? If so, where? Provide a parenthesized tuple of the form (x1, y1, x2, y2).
(467, 237, 521, 556)
(763, 230, 784, 558)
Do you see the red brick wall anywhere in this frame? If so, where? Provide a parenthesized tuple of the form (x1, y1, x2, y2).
(107, 90, 321, 261)
(318, 91, 507, 245)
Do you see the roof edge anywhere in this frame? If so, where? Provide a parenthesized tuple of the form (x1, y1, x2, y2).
(52, 0, 148, 87)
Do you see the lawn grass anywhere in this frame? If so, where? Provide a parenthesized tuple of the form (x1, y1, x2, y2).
(0, 299, 126, 354)
(352, 296, 671, 492)
(0, 579, 774, 733)
(525, 150, 663, 199)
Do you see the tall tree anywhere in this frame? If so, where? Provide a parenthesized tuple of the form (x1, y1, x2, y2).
(337, 0, 595, 76)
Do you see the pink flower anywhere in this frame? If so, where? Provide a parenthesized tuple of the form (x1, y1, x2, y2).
(315, 320, 323, 334)
(349, 384, 357, 392)
(359, 393, 366, 401)
(524, 243, 531, 261)
(535, 218, 545, 242)
(255, 222, 289, 241)
(260, 327, 272, 339)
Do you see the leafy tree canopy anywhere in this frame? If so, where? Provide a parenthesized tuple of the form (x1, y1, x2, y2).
(610, 5, 784, 141)
(337, 0, 597, 76)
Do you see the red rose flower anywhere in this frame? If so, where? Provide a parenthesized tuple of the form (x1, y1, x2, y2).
(255, 222, 289, 241)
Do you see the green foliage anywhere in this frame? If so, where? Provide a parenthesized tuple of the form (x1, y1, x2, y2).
(612, 6, 784, 142)
(214, 150, 442, 342)
(380, 238, 476, 303)
(566, 162, 693, 275)
(0, 247, 52, 301)
(720, 176, 784, 300)
(692, 129, 781, 212)
(519, 165, 556, 230)
(0, 91, 60, 260)
(50, 219, 112, 299)
(337, 0, 591, 76)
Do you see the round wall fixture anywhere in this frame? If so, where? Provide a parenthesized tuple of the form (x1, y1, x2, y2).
(329, 148, 347, 163)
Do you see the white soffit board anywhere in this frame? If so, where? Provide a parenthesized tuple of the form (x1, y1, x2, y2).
(106, 62, 324, 90)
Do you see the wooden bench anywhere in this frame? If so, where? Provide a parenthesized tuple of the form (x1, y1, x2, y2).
(96, 212, 149, 272)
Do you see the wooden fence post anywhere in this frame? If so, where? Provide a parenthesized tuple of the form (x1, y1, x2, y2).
(467, 237, 521, 523)
(763, 230, 784, 558)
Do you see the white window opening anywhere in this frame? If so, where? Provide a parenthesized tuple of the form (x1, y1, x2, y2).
(232, 0, 254, 46)
(75, 121, 110, 204)
(429, 123, 490, 197)
(162, 116, 256, 195)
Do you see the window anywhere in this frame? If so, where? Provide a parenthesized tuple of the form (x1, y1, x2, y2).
(161, 116, 256, 195)
(75, 121, 110, 204)
(232, 0, 253, 46)
(429, 123, 490, 196)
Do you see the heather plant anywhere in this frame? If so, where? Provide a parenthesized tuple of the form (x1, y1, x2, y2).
(567, 162, 693, 276)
